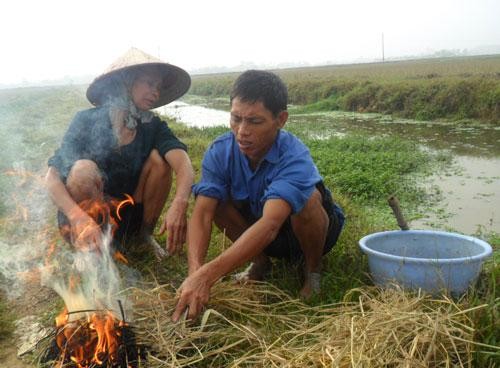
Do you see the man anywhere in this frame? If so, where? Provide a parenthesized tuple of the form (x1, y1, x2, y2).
(45, 48, 194, 258)
(173, 70, 344, 321)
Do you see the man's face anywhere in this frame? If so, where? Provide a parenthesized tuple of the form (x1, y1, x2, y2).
(130, 70, 162, 111)
(230, 97, 288, 168)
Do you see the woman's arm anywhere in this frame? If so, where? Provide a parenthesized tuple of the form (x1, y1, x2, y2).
(160, 149, 195, 254)
(45, 167, 101, 250)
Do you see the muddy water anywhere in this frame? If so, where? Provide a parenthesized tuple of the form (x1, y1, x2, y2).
(414, 156, 500, 233)
(159, 100, 500, 235)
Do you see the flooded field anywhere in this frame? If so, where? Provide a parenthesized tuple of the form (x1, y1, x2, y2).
(288, 112, 500, 234)
(414, 156, 500, 233)
(159, 98, 500, 235)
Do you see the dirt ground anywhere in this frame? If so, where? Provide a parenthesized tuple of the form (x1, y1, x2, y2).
(0, 283, 58, 367)
(0, 345, 33, 368)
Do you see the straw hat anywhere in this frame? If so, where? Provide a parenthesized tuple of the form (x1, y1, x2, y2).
(86, 47, 191, 108)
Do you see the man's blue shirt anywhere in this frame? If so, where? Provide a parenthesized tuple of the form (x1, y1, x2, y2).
(193, 130, 323, 217)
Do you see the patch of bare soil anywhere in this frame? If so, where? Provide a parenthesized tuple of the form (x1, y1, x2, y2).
(0, 345, 33, 368)
(0, 283, 58, 367)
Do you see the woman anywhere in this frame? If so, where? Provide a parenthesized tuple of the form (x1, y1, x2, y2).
(45, 48, 194, 259)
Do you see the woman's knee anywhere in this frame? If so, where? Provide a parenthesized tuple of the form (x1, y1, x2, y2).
(66, 160, 103, 201)
(147, 149, 172, 179)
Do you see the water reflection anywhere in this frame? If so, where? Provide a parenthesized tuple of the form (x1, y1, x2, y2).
(157, 101, 229, 128)
(412, 156, 500, 234)
(289, 112, 500, 158)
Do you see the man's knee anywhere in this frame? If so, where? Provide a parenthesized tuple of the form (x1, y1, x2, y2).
(66, 160, 103, 201)
(291, 189, 329, 244)
(213, 201, 237, 227)
(213, 201, 251, 242)
(293, 189, 327, 224)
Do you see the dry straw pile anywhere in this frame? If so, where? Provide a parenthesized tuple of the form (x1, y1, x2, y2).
(130, 281, 494, 367)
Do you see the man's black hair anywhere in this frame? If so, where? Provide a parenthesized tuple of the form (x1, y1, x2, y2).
(230, 70, 288, 116)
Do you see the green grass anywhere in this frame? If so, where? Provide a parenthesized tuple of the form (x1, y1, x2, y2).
(189, 55, 500, 123)
(0, 84, 498, 366)
(158, 121, 499, 365)
(468, 232, 500, 366)
(158, 121, 440, 298)
(0, 296, 13, 341)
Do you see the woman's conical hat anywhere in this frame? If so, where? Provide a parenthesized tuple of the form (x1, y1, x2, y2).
(86, 47, 191, 108)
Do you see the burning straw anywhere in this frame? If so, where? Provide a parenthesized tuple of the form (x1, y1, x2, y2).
(130, 282, 497, 367)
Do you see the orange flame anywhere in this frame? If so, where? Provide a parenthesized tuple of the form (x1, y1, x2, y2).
(58, 194, 134, 252)
(55, 309, 127, 367)
(115, 194, 134, 221)
(113, 251, 129, 265)
(52, 195, 135, 367)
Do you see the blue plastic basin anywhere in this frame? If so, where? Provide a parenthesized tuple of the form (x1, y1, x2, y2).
(358, 230, 493, 295)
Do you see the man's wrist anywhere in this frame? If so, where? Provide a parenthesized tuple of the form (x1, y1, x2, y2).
(197, 263, 220, 287)
(171, 196, 189, 209)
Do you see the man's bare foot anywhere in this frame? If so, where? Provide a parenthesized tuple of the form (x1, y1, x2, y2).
(299, 272, 321, 299)
(234, 255, 272, 282)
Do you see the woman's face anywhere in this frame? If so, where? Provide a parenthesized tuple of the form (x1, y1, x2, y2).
(130, 70, 162, 111)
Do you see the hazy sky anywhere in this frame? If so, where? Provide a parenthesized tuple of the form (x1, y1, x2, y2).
(2, 0, 499, 84)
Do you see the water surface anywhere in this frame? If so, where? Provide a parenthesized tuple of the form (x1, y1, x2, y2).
(157, 101, 228, 128)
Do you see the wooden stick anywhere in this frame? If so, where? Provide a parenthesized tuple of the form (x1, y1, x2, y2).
(118, 299, 126, 323)
(388, 195, 410, 230)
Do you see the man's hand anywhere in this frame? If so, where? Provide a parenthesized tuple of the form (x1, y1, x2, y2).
(159, 200, 187, 255)
(69, 211, 102, 252)
(172, 270, 211, 322)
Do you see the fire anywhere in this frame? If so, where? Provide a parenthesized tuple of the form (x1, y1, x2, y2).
(115, 194, 134, 221)
(49, 195, 137, 367)
(59, 195, 135, 252)
(113, 251, 129, 265)
(2, 170, 141, 365)
(55, 309, 128, 368)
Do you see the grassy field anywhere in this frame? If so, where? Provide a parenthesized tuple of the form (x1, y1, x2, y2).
(190, 55, 500, 122)
(0, 83, 498, 366)
(0, 298, 12, 341)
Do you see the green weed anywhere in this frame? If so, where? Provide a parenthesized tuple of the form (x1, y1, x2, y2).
(189, 55, 500, 123)
(0, 296, 13, 341)
(0, 83, 498, 366)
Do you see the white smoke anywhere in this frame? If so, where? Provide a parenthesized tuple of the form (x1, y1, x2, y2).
(0, 85, 139, 324)
(0, 168, 137, 322)
(0, 165, 53, 299)
(41, 226, 130, 321)
(0, 240, 45, 299)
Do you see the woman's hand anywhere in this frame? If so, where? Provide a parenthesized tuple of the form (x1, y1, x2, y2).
(159, 199, 187, 255)
(68, 209, 102, 252)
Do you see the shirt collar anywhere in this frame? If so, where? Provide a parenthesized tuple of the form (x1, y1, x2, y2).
(262, 130, 281, 164)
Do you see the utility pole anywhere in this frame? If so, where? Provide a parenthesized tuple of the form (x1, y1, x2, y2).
(382, 33, 385, 62)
